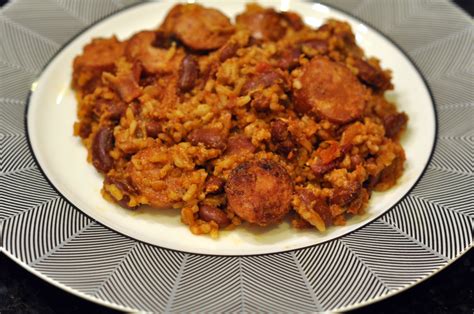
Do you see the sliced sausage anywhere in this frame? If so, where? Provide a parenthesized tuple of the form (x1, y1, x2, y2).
(293, 56, 368, 124)
(125, 31, 178, 73)
(151, 30, 174, 49)
(161, 4, 234, 51)
(225, 159, 293, 226)
(300, 39, 328, 55)
(73, 37, 124, 73)
(72, 36, 124, 90)
(91, 127, 114, 173)
(236, 5, 286, 42)
(281, 11, 304, 31)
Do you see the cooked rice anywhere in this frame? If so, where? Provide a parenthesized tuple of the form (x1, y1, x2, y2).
(72, 3, 408, 237)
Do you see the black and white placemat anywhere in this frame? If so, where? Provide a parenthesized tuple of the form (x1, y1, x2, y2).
(0, 0, 472, 312)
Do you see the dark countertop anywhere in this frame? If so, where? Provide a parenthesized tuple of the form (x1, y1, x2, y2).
(1, 0, 473, 313)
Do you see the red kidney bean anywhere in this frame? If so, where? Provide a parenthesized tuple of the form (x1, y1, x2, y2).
(199, 205, 230, 228)
(383, 112, 408, 138)
(188, 127, 227, 150)
(219, 42, 239, 62)
(178, 55, 199, 92)
(91, 127, 114, 173)
(145, 120, 161, 138)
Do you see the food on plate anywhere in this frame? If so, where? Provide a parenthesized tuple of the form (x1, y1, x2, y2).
(72, 3, 408, 237)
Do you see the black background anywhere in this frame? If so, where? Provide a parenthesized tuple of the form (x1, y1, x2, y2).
(1, 1, 472, 313)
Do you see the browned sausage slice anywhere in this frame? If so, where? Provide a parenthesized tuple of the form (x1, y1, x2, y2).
(125, 31, 178, 73)
(161, 4, 234, 51)
(293, 56, 368, 124)
(236, 5, 286, 42)
(73, 37, 123, 73)
(225, 159, 293, 226)
(72, 36, 124, 90)
(281, 11, 304, 31)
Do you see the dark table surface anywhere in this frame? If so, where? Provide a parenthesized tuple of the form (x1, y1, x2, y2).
(1, 0, 473, 313)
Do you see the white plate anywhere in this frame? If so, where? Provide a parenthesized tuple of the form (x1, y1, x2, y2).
(26, 0, 434, 255)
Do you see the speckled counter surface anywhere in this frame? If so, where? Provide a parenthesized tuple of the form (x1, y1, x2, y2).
(1, 0, 473, 312)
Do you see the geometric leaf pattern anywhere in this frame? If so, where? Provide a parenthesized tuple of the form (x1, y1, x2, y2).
(0, 167, 58, 221)
(383, 195, 473, 259)
(430, 137, 473, 174)
(411, 27, 474, 107)
(167, 255, 243, 313)
(437, 103, 474, 138)
(31, 223, 136, 295)
(0, 16, 59, 73)
(295, 239, 390, 310)
(341, 220, 448, 290)
(0, 134, 36, 173)
(95, 242, 186, 312)
(0, 98, 25, 135)
(351, 0, 471, 52)
(169, 253, 321, 312)
(3, 0, 87, 45)
(1, 0, 473, 312)
(2, 197, 92, 264)
(55, 0, 123, 25)
(412, 167, 474, 217)
(239, 253, 321, 312)
(0, 62, 37, 100)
